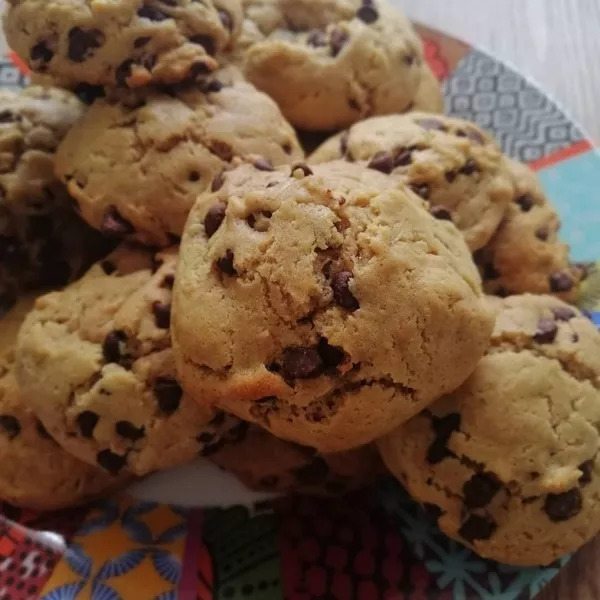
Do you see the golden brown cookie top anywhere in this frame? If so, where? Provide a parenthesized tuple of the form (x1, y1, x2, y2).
(16, 244, 241, 476)
(173, 160, 493, 452)
(55, 74, 304, 246)
(379, 294, 600, 566)
(0, 297, 127, 510)
(4, 0, 243, 88)
(476, 159, 583, 301)
(310, 112, 515, 251)
(227, 0, 439, 130)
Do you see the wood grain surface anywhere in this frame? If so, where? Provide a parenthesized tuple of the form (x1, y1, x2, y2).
(397, 0, 600, 145)
(397, 2, 600, 599)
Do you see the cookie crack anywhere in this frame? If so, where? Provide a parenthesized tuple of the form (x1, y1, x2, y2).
(488, 342, 600, 391)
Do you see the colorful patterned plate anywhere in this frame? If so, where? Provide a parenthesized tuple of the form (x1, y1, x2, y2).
(1, 14, 600, 600)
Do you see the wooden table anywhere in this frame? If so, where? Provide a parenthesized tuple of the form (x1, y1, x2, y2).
(398, 0, 600, 145)
(396, 1, 600, 598)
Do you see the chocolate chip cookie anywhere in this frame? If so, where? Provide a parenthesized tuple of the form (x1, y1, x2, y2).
(209, 423, 383, 495)
(309, 112, 515, 251)
(172, 160, 494, 452)
(229, 0, 442, 130)
(4, 0, 243, 88)
(0, 85, 110, 315)
(54, 72, 304, 246)
(378, 294, 600, 566)
(16, 244, 241, 476)
(474, 159, 583, 302)
(0, 297, 127, 510)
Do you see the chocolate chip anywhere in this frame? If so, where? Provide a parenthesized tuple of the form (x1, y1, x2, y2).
(409, 183, 430, 200)
(416, 118, 446, 131)
(30, 41, 54, 66)
(35, 420, 52, 440)
(76, 411, 99, 438)
(430, 206, 453, 221)
(330, 28, 349, 57)
(460, 159, 478, 175)
(535, 227, 549, 241)
(579, 460, 594, 486)
(515, 194, 535, 212)
(253, 157, 274, 172)
(203, 204, 227, 238)
(137, 6, 168, 21)
(544, 488, 582, 522)
(394, 148, 412, 167)
(101, 261, 116, 275)
(134, 36, 151, 48)
(152, 301, 171, 329)
(367, 151, 394, 174)
(216, 250, 236, 275)
(100, 207, 134, 237)
(187, 170, 200, 182)
(533, 318, 558, 344)
(291, 162, 313, 177)
(96, 449, 127, 474)
(463, 473, 501, 509)
(0, 110, 16, 123)
(247, 211, 272, 231)
(218, 9, 233, 31)
(307, 30, 327, 47)
(426, 438, 453, 464)
(293, 458, 329, 484)
(67, 27, 105, 62)
(115, 421, 145, 441)
(283, 347, 323, 379)
(331, 271, 360, 311)
(458, 515, 497, 543)
(0, 416, 20, 439)
(339, 131, 349, 156)
(210, 411, 226, 426)
(356, 5, 379, 23)
(464, 128, 485, 144)
(549, 272, 574, 293)
(187, 61, 211, 81)
(203, 79, 223, 93)
(154, 377, 183, 414)
(427, 413, 460, 464)
(422, 503, 443, 521)
(551, 306, 576, 321)
(211, 172, 225, 192)
(115, 59, 135, 87)
(190, 35, 216, 56)
(161, 274, 175, 289)
(445, 170, 458, 183)
(102, 330, 128, 364)
(317, 338, 345, 368)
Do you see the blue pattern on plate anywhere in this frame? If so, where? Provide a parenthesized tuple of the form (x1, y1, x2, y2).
(538, 149, 600, 261)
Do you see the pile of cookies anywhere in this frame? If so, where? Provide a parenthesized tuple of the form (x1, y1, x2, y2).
(1, 0, 599, 567)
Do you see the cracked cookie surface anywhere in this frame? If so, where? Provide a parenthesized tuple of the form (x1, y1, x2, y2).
(209, 422, 383, 495)
(172, 160, 493, 452)
(54, 71, 304, 246)
(475, 159, 583, 302)
(16, 244, 241, 476)
(378, 294, 600, 566)
(0, 297, 127, 509)
(227, 0, 442, 130)
(0, 85, 109, 313)
(309, 112, 515, 251)
(4, 0, 243, 88)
